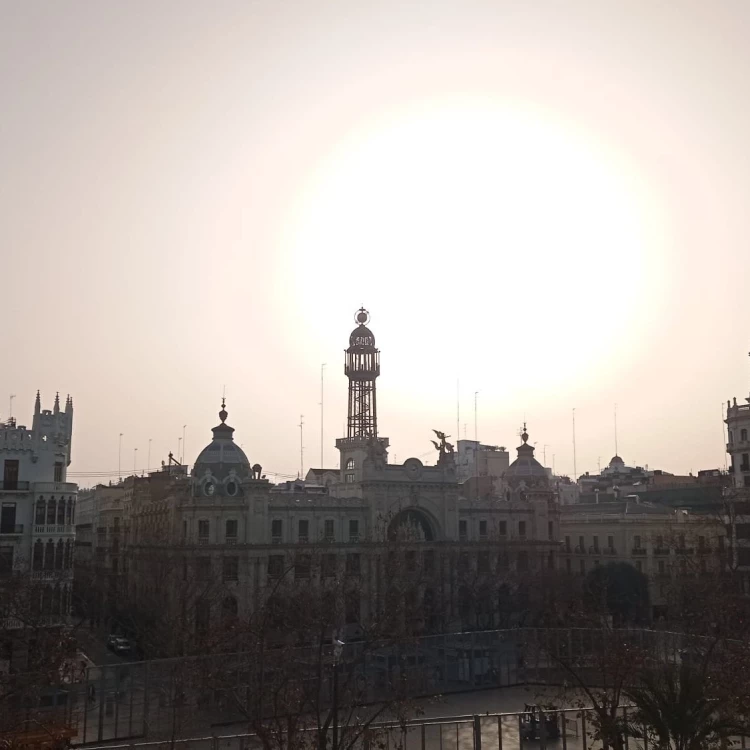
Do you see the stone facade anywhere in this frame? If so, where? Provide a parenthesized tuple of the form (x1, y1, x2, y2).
(0, 392, 77, 625)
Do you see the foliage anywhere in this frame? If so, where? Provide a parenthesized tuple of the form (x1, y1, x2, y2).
(584, 562, 650, 625)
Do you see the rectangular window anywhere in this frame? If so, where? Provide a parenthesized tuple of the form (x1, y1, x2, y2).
(479, 520, 488, 539)
(698, 535, 706, 550)
(197, 556, 211, 580)
(322, 553, 336, 578)
(578, 535, 584, 551)
(458, 551, 470, 572)
(548, 521, 554, 541)
(2, 460, 19, 491)
(478, 551, 490, 573)
(271, 519, 282, 542)
(346, 553, 361, 576)
(349, 519, 359, 541)
(564, 535, 571, 552)
(111, 557, 119, 575)
(298, 519, 309, 542)
(226, 519, 238, 542)
(592, 535, 599, 552)
(223, 556, 239, 582)
(459, 519, 468, 541)
(268, 555, 284, 578)
(742, 453, 750, 472)
(345, 473, 355, 484)
(324, 519, 335, 541)
(518, 521, 527, 539)
(54, 462, 63, 483)
(198, 519, 210, 543)
(0, 546, 14, 574)
(634, 535, 641, 549)
(295, 554, 311, 580)
(0, 503, 17, 534)
(498, 521, 507, 537)
(607, 535, 614, 549)
(658, 560, 665, 574)
(635, 561, 642, 573)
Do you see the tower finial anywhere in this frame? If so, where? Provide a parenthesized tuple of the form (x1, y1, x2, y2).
(53, 392, 60, 414)
(521, 423, 529, 444)
(219, 398, 228, 424)
(35, 390, 41, 415)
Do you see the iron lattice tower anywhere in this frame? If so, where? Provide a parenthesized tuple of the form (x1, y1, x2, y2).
(345, 308, 380, 439)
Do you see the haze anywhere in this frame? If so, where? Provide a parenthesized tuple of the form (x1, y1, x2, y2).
(2, 1, 749, 481)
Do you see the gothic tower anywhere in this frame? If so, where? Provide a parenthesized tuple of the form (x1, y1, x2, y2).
(336, 308, 389, 484)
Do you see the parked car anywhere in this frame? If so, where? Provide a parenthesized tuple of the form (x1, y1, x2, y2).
(106, 635, 131, 655)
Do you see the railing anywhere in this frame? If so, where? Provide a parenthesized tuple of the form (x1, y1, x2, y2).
(631, 547, 647, 555)
(0, 523, 23, 534)
(654, 547, 670, 555)
(603, 547, 617, 555)
(0, 480, 30, 491)
(588, 546, 600, 555)
(574, 545, 585, 553)
(197, 537, 210, 546)
(34, 524, 74, 534)
(225, 536, 238, 545)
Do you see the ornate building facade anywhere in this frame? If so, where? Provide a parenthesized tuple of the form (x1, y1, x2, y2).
(122, 311, 560, 651)
(0, 392, 77, 625)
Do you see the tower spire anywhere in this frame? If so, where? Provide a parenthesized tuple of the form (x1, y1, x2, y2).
(34, 390, 41, 415)
(53, 392, 60, 415)
(345, 308, 380, 439)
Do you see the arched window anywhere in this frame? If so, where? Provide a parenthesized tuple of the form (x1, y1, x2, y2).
(64, 540, 73, 569)
(55, 540, 64, 570)
(44, 540, 55, 570)
(33, 540, 44, 571)
(57, 498, 66, 526)
(65, 499, 72, 525)
(35, 498, 46, 525)
(71, 499, 76, 524)
(46, 498, 56, 525)
(41, 586, 53, 615)
(742, 429, 748, 442)
(345, 459, 355, 470)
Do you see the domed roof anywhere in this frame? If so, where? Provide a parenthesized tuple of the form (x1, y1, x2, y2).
(192, 400, 251, 480)
(503, 425, 549, 488)
(609, 455, 625, 467)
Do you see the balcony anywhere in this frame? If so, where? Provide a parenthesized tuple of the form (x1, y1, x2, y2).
(197, 536, 210, 546)
(631, 548, 647, 556)
(603, 547, 617, 555)
(654, 547, 670, 556)
(574, 545, 586, 554)
(0, 481, 30, 492)
(0, 524, 23, 535)
(676, 548, 694, 555)
(34, 524, 74, 535)
(589, 547, 601, 555)
(225, 536, 238, 545)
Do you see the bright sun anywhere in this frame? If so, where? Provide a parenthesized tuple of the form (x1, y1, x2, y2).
(286, 96, 661, 400)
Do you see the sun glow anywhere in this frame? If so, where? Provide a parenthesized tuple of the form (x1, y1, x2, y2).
(286, 97, 661, 401)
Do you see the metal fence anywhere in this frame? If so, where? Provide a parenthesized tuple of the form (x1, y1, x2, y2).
(71, 705, 750, 750)
(64, 627, 714, 746)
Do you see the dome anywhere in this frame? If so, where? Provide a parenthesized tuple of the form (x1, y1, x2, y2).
(503, 426, 549, 488)
(192, 400, 251, 481)
(609, 455, 625, 467)
(348, 307, 376, 348)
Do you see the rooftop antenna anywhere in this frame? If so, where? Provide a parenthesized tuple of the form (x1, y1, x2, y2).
(474, 391, 479, 444)
(182, 425, 187, 465)
(147, 438, 152, 474)
(133, 447, 138, 475)
(572, 408, 577, 481)
(118, 433, 124, 481)
(177, 437, 182, 465)
(543, 445, 549, 466)
(614, 403, 619, 457)
(320, 363, 326, 469)
(299, 414, 304, 478)
(456, 378, 460, 446)
(9, 394, 15, 419)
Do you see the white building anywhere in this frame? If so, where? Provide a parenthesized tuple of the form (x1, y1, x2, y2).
(455, 440, 509, 492)
(0, 392, 77, 620)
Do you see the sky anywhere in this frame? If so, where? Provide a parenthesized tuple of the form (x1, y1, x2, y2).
(2, 1, 750, 483)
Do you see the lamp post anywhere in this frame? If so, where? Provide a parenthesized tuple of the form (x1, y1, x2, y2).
(332, 637, 344, 750)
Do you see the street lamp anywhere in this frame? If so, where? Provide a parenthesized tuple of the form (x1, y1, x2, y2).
(332, 638, 345, 750)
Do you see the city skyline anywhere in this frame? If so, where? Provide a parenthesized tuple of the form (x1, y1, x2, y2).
(2, 1, 750, 479)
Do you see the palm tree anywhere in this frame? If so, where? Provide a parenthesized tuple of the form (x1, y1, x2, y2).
(624, 660, 747, 750)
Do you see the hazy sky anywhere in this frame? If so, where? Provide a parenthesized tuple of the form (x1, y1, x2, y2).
(2, 1, 750, 483)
